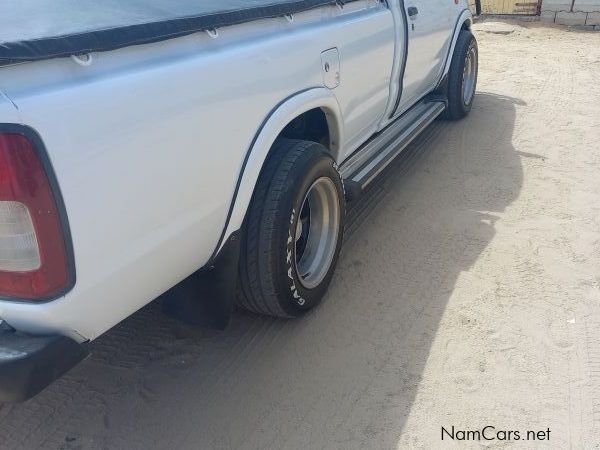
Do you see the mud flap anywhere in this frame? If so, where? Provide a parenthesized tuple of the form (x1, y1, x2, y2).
(162, 231, 241, 330)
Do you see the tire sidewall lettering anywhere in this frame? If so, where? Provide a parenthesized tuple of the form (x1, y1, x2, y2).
(286, 207, 307, 307)
(282, 155, 344, 310)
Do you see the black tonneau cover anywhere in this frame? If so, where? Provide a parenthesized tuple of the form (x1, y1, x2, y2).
(0, 0, 359, 63)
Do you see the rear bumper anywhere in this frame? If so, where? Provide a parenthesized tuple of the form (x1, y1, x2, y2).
(0, 323, 88, 402)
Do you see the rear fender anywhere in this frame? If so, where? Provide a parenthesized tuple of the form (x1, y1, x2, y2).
(214, 87, 344, 256)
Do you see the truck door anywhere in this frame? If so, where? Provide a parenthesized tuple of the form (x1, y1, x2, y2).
(395, 0, 454, 115)
(335, 4, 396, 158)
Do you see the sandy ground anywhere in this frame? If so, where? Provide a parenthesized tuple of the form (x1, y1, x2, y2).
(2, 20, 600, 450)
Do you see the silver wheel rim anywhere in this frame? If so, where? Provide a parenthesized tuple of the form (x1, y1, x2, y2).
(294, 177, 340, 289)
(462, 45, 477, 105)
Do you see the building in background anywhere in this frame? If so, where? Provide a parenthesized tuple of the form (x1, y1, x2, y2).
(470, 0, 600, 28)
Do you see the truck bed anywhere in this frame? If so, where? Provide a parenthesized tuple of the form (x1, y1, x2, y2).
(0, 0, 359, 63)
(0, 0, 394, 341)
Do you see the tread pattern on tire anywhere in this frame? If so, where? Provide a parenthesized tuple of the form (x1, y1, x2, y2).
(444, 29, 477, 121)
(237, 139, 331, 317)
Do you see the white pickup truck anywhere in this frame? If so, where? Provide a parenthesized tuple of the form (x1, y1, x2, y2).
(0, 0, 477, 401)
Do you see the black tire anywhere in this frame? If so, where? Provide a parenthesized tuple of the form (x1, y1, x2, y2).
(443, 30, 478, 120)
(237, 139, 345, 317)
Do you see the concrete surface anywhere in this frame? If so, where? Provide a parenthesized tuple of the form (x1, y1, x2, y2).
(1, 20, 600, 450)
(540, 0, 572, 12)
(541, 0, 600, 24)
(587, 11, 600, 24)
(540, 10, 558, 22)
(573, 0, 600, 12)
(556, 11, 589, 25)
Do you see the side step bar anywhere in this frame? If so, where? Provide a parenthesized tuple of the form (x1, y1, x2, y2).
(340, 100, 445, 199)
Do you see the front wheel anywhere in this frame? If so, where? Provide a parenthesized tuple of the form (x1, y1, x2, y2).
(237, 139, 345, 317)
(444, 30, 478, 120)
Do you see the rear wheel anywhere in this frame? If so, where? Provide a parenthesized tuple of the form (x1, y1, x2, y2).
(444, 30, 478, 120)
(237, 139, 345, 317)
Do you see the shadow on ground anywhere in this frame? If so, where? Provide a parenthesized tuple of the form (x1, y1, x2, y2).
(0, 93, 524, 449)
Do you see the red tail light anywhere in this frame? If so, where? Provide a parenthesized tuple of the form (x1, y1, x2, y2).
(0, 129, 73, 300)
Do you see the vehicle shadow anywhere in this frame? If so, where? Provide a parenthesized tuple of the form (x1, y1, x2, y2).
(0, 92, 524, 450)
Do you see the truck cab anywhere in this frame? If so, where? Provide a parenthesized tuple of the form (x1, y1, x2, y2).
(0, 0, 477, 401)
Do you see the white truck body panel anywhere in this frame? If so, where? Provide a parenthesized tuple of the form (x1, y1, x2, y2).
(0, 0, 471, 341)
(400, 0, 456, 113)
(0, 91, 19, 123)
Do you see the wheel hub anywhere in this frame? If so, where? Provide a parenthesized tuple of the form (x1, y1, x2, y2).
(462, 45, 478, 105)
(294, 177, 340, 289)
